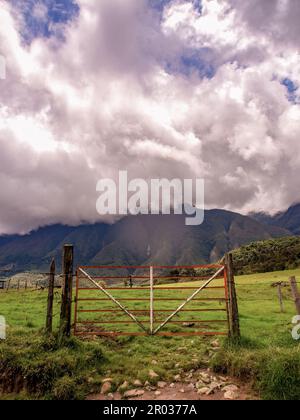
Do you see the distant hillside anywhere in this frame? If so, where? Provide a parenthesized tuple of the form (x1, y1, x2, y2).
(275, 204, 300, 235)
(0, 209, 292, 274)
(232, 236, 300, 275)
(250, 203, 300, 235)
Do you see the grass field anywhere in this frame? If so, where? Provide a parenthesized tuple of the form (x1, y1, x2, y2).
(1, 267, 299, 339)
(0, 267, 300, 399)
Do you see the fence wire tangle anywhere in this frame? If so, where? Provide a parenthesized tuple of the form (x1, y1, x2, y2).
(74, 264, 229, 337)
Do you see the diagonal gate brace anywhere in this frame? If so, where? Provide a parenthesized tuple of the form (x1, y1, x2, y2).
(153, 266, 225, 335)
(78, 268, 148, 333)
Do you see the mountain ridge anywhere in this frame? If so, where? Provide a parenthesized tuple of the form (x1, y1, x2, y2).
(250, 203, 300, 235)
(0, 207, 295, 274)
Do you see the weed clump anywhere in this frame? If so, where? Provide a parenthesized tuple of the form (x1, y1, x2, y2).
(212, 340, 300, 400)
(53, 376, 77, 400)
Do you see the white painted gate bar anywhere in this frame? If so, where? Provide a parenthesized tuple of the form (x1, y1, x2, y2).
(150, 266, 154, 334)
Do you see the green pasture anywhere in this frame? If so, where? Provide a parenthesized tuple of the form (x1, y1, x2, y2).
(0, 267, 299, 400)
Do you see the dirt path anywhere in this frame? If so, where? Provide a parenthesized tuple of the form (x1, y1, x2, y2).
(87, 368, 258, 401)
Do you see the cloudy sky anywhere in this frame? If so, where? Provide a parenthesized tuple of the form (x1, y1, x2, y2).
(0, 0, 299, 234)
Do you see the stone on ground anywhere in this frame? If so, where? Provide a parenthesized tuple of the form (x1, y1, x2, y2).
(149, 369, 159, 379)
(133, 379, 143, 387)
(124, 389, 145, 398)
(197, 387, 211, 395)
(223, 385, 240, 400)
(223, 385, 239, 392)
(118, 381, 129, 391)
(211, 339, 220, 348)
(101, 382, 112, 394)
(224, 390, 239, 400)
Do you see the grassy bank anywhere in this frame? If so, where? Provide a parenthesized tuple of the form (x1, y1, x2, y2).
(213, 339, 300, 400)
(0, 330, 210, 400)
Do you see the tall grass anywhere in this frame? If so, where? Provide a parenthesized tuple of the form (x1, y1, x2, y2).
(212, 338, 300, 400)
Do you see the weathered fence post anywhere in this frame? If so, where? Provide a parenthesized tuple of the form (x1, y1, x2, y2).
(46, 259, 56, 334)
(277, 283, 285, 313)
(6, 278, 10, 293)
(225, 253, 240, 340)
(59, 245, 74, 339)
(290, 276, 300, 315)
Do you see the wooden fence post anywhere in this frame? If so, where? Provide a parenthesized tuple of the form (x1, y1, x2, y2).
(225, 253, 240, 340)
(6, 278, 10, 293)
(59, 245, 74, 339)
(46, 259, 56, 334)
(277, 283, 285, 313)
(290, 276, 300, 315)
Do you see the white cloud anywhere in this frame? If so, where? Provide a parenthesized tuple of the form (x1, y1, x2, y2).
(0, 0, 299, 234)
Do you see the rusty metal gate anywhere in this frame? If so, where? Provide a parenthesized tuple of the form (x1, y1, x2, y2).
(74, 263, 229, 337)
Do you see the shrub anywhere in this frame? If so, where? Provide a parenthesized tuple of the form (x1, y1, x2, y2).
(232, 237, 300, 275)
